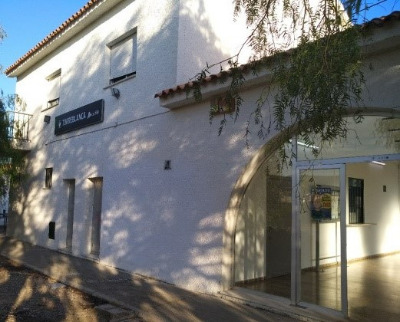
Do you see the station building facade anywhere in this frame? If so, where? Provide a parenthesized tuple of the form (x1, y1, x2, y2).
(5, 0, 400, 319)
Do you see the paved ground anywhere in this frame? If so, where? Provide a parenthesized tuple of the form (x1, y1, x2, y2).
(0, 230, 335, 321)
(0, 255, 110, 321)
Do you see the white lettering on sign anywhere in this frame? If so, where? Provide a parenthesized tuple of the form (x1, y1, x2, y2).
(58, 112, 87, 128)
(87, 110, 100, 119)
(55, 99, 104, 135)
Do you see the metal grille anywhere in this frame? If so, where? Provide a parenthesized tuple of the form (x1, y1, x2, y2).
(348, 178, 364, 224)
(5, 111, 32, 141)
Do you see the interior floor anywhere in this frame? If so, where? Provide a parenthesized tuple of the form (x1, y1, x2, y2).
(239, 253, 400, 321)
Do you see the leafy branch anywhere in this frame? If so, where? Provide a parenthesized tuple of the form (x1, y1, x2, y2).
(187, 0, 378, 164)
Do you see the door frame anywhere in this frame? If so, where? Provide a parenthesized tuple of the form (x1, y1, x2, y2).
(293, 151, 348, 316)
(292, 152, 400, 317)
(89, 177, 103, 257)
(64, 179, 76, 251)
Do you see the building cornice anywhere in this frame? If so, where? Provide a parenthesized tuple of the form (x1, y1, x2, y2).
(155, 11, 400, 109)
(5, 0, 125, 77)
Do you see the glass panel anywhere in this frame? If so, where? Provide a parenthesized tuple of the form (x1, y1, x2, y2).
(299, 168, 342, 311)
(235, 149, 292, 299)
(297, 116, 400, 160)
(346, 160, 400, 320)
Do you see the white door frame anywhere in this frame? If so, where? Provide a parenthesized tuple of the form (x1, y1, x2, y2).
(293, 148, 400, 317)
(292, 136, 348, 316)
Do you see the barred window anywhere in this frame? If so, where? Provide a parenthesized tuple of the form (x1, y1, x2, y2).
(348, 177, 364, 224)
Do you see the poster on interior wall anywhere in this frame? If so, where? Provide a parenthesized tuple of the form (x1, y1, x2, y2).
(54, 99, 104, 135)
(311, 186, 332, 220)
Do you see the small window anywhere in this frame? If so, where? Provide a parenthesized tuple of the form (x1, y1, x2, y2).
(46, 69, 61, 109)
(108, 30, 137, 84)
(210, 96, 236, 116)
(348, 178, 364, 224)
(45, 168, 53, 189)
(48, 221, 55, 239)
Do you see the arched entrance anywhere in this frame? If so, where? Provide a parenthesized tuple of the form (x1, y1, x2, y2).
(223, 111, 400, 319)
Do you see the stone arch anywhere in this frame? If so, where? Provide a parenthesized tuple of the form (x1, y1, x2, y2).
(221, 130, 289, 289)
(221, 107, 400, 290)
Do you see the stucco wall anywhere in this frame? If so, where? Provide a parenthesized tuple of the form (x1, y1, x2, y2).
(346, 162, 400, 260)
(176, 0, 250, 83)
(7, 0, 268, 293)
(7, 0, 400, 295)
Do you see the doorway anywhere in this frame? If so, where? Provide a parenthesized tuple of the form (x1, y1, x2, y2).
(89, 177, 103, 257)
(296, 165, 347, 314)
(64, 179, 75, 251)
(228, 114, 399, 319)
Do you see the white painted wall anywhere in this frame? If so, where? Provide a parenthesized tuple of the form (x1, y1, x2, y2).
(7, 0, 400, 295)
(176, 0, 251, 83)
(235, 161, 267, 282)
(7, 0, 262, 293)
(346, 162, 400, 260)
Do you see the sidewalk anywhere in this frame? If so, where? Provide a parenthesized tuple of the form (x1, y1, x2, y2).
(0, 234, 338, 321)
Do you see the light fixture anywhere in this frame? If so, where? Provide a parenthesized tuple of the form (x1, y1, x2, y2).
(111, 87, 120, 99)
(371, 160, 386, 166)
(44, 115, 51, 124)
(289, 139, 320, 150)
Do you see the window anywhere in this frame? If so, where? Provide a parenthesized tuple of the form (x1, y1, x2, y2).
(108, 30, 137, 84)
(45, 168, 53, 189)
(348, 178, 364, 224)
(210, 96, 236, 116)
(46, 69, 61, 109)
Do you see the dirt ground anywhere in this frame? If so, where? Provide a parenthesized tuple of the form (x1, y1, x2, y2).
(0, 255, 108, 321)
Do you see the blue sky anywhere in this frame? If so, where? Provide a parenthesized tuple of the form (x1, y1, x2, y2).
(0, 1, 88, 97)
(0, 0, 399, 98)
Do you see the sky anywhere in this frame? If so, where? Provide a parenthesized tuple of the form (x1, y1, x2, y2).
(0, 0, 399, 98)
(0, 0, 88, 97)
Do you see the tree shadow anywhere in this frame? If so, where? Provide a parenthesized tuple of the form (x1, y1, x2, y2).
(0, 254, 106, 321)
(2, 0, 324, 321)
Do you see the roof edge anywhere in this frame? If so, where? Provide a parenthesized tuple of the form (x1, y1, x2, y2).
(155, 10, 400, 104)
(5, 0, 111, 77)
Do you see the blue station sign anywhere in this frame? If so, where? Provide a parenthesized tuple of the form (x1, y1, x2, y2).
(55, 99, 104, 136)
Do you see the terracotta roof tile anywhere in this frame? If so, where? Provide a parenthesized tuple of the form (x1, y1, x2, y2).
(155, 65, 252, 99)
(155, 10, 400, 99)
(5, 0, 103, 76)
(362, 10, 400, 28)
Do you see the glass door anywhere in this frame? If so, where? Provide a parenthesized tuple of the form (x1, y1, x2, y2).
(294, 164, 347, 316)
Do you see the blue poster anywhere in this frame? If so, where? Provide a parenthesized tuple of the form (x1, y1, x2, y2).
(311, 186, 332, 220)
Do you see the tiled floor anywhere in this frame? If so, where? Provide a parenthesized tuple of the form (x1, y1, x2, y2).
(241, 253, 400, 321)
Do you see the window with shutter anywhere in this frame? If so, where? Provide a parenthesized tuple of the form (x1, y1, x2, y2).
(46, 69, 61, 109)
(108, 30, 137, 84)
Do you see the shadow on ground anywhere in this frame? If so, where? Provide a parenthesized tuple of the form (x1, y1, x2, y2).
(0, 233, 300, 322)
(0, 255, 107, 321)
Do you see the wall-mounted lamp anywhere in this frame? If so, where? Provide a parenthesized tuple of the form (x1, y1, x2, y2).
(111, 87, 120, 99)
(44, 115, 51, 124)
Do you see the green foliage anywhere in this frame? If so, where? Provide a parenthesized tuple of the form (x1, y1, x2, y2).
(0, 26, 25, 193)
(0, 93, 25, 192)
(272, 26, 364, 145)
(189, 0, 376, 162)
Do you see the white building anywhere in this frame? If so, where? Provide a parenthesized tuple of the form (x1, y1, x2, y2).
(5, 0, 400, 319)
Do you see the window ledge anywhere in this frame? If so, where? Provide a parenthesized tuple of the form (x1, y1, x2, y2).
(41, 105, 57, 112)
(104, 73, 136, 89)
